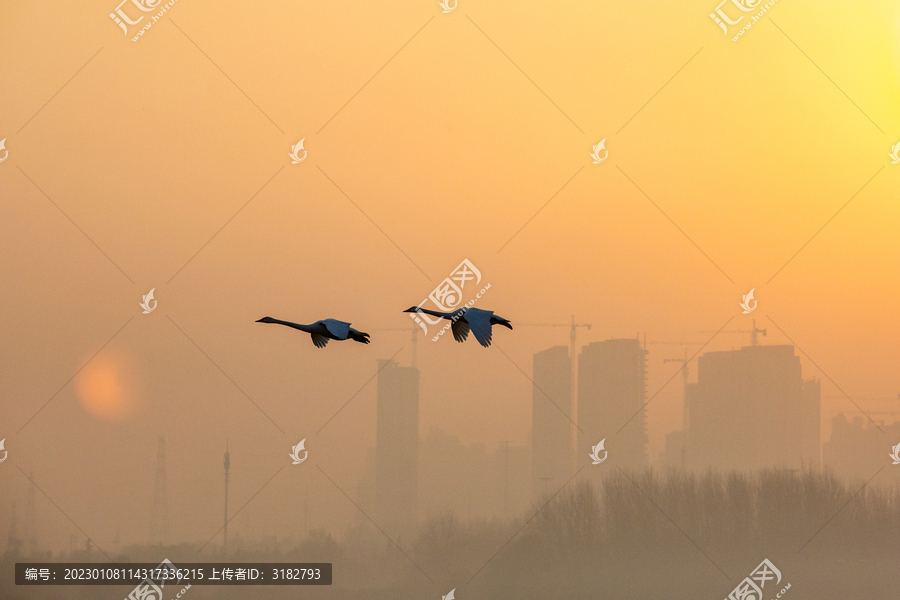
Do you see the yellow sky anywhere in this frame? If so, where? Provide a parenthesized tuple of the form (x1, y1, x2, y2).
(1, 0, 898, 548)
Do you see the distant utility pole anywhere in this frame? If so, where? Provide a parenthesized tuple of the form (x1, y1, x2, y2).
(499, 441, 511, 517)
(223, 442, 230, 557)
(25, 472, 36, 556)
(150, 437, 168, 545)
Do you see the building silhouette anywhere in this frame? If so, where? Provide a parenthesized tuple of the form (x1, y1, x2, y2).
(531, 346, 573, 497)
(823, 414, 900, 480)
(375, 359, 419, 542)
(578, 338, 648, 471)
(418, 427, 486, 521)
(686, 345, 820, 471)
(416, 428, 531, 520)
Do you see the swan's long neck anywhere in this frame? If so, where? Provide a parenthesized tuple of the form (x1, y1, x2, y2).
(414, 307, 451, 320)
(269, 317, 314, 332)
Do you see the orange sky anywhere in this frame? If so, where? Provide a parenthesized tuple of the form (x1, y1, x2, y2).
(1, 0, 899, 550)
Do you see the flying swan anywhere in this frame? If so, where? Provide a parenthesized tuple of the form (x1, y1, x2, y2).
(403, 306, 512, 348)
(256, 317, 370, 348)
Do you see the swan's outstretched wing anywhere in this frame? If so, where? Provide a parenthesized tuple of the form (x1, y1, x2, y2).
(310, 333, 329, 348)
(464, 308, 494, 347)
(348, 328, 371, 344)
(321, 319, 351, 340)
(451, 317, 470, 343)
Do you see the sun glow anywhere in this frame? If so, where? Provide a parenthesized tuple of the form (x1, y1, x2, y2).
(75, 354, 138, 420)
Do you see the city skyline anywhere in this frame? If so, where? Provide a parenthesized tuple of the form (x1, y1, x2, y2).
(7, 333, 897, 555)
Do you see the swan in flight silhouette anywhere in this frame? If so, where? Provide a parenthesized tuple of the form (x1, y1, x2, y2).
(256, 317, 370, 348)
(403, 306, 512, 347)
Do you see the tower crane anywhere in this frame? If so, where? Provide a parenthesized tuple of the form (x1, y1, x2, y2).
(699, 318, 767, 346)
(644, 339, 704, 469)
(519, 315, 591, 351)
(518, 315, 592, 400)
(371, 326, 420, 368)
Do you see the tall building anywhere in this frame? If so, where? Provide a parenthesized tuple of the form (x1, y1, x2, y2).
(578, 339, 648, 471)
(531, 346, 573, 497)
(686, 345, 820, 471)
(375, 359, 419, 542)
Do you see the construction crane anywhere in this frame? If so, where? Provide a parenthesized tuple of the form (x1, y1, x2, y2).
(642, 338, 703, 428)
(519, 315, 591, 349)
(699, 318, 767, 346)
(645, 339, 705, 469)
(371, 326, 419, 368)
(518, 315, 592, 393)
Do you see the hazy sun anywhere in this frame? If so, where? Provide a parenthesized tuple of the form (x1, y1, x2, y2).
(75, 355, 137, 420)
